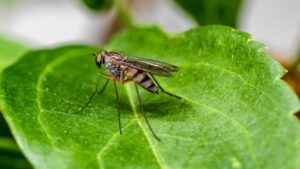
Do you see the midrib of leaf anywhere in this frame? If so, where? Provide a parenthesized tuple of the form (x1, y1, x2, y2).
(124, 84, 166, 169)
(97, 119, 135, 169)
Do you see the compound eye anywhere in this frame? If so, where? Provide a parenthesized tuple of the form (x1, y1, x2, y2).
(95, 55, 102, 68)
(96, 61, 102, 68)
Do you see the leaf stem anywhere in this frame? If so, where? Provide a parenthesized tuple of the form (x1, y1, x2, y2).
(290, 47, 300, 76)
(113, 0, 134, 27)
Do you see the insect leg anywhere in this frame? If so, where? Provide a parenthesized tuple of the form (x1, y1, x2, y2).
(149, 74, 181, 99)
(134, 83, 161, 141)
(114, 81, 122, 135)
(74, 74, 109, 114)
(98, 79, 109, 95)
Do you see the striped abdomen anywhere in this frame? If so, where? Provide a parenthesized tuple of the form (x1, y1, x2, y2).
(126, 68, 158, 93)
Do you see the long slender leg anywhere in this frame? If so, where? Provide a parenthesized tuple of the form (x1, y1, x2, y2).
(98, 79, 109, 94)
(114, 81, 122, 135)
(74, 75, 109, 114)
(134, 83, 161, 141)
(149, 74, 181, 99)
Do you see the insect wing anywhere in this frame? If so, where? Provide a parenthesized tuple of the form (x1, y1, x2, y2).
(126, 56, 179, 72)
(124, 60, 173, 77)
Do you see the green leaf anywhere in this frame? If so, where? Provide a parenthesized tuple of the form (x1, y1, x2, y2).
(0, 36, 31, 169)
(0, 36, 29, 73)
(174, 0, 243, 27)
(0, 36, 29, 137)
(291, 45, 300, 76)
(80, 0, 113, 11)
(79, 0, 133, 26)
(1, 26, 300, 169)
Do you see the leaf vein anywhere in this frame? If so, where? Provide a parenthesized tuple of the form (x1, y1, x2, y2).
(125, 85, 167, 169)
(96, 119, 135, 169)
(35, 55, 75, 151)
(180, 62, 277, 108)
(179, 95, 259, 168)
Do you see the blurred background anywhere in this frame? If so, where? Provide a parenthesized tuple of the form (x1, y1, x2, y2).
(0, 0, 300, 168)
(0, 0, 300, 60)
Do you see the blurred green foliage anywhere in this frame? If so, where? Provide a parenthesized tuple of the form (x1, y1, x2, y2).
(174, 0, 243, 27)
(80, 0, 243, 28)
(0, 113, 11, 137)
(0, 137, 32, 169)
(81, 0, 113, 11)
(292, 47, 300, 75)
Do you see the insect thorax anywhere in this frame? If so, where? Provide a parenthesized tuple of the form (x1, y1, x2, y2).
(105, 54, 126, 80)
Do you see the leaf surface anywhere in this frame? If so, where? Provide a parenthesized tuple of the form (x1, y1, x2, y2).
(0, 26, 300, 169)
(0, 36, 31, 169)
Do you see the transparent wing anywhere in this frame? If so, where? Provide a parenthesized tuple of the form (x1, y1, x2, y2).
(123, 61, 172, 77)
(123, 56, 179, 77)
(126, 56, 179, 72)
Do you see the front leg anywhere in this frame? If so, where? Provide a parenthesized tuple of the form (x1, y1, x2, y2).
(97, 72, 110, 79)
(119, 69, 125, 84)
(74, 72, 110, 114)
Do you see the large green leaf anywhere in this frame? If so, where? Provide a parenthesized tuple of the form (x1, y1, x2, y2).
(174, 0, 243, 27)
(0, 26, 299, 169)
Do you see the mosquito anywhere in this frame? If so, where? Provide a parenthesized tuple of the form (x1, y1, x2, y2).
(75, 50, 181, 141)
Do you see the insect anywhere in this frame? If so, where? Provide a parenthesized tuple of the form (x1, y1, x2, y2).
(75, 50, 181, 141)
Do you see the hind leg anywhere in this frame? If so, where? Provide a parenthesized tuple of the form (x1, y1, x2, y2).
(149, 74, 181, 99)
